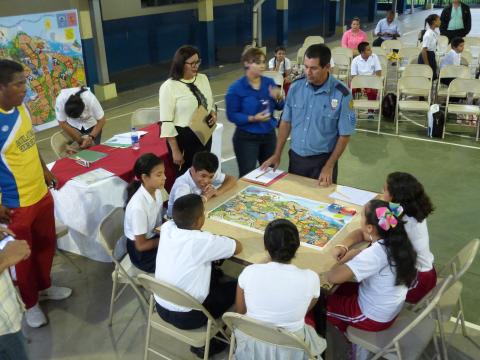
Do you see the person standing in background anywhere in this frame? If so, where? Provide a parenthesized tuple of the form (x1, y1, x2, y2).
(440, 0, 471, 43)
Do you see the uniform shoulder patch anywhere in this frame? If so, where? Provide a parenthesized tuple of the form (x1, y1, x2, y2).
(335, 82, 350, 96)
(292, 75, 306, 83)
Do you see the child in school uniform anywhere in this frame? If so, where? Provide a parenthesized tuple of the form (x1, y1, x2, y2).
(418, 14, 441, 80)
(155, 194, 242, 357)
(167, 151, 236, 218)
(351, 41, 382, 102)
(384, 172, 436, 304)
(440, 37, 465, 86)
(124, 153, 166, 273)
(268, 46, 293, 94)
(325, 200, 417, 333)
(235, 219, 325, 359)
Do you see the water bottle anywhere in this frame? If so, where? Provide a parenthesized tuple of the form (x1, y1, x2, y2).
(261, 99, 271, 117)
(131, 127, 140, 150)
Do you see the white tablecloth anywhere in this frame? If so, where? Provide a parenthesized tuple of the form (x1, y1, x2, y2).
(51, 123, 224, 262)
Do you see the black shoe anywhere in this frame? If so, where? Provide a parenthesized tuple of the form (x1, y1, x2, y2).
(190, 338, 227, 359)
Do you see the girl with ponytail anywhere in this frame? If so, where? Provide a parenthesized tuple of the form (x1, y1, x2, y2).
(418, 14, 441, 80)
(325, 200, 417, 333)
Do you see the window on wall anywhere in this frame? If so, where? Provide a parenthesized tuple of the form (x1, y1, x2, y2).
(141, 0, 196, 7)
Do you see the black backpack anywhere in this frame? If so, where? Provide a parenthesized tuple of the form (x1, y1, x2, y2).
(382, 93, 397, 121)
(428, 110, 445, 138)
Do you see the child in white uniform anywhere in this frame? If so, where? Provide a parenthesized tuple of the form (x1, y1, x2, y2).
(418, 14, 441, 80)
(235, 219, 326, 359)
(324, 200, 417, 333)
(124, 153, 166, 273)
(384, 172, 436, 303)
(440, 37, 465, 86)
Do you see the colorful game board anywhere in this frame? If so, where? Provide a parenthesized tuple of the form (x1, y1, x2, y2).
(208, 186, 356, 250)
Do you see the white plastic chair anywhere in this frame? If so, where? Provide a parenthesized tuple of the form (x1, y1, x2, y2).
(395, 76, 432, 134)
(444, 79, 480, 140)
(436, 65, 471, 103)
(137, 274, 229, 360)
(222, 312, 326, 360)
(351, 75, 384, 134)
(347, 276, 452, 360)
(131, 107, 160, 128)
(303, 36, 324, 47)
(98, 207, 150, 326)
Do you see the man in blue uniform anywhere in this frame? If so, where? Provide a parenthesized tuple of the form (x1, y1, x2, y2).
(262, 44, 356, 186)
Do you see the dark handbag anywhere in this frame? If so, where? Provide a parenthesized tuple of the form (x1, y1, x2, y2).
(382, 93, 397, 121)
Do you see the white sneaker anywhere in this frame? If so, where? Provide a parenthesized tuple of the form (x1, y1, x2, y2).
(39, 286, 72, 301)
(25, 304, 48, 328)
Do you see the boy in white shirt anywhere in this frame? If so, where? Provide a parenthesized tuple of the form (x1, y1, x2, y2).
(155, 194, 242, 357)
(167, 151, 236, 218)
(351, 42, 382, 110)
(440, 37, 464, 85)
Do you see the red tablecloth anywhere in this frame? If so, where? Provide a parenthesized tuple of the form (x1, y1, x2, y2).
(52, 123, 174, 189)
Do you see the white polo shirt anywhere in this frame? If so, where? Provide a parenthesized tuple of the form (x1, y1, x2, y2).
(404, 215, 434, 272)
(422, 28, 438, 52)
(167, 169, 225, 218)
(351, 54, 382, 76)
(346, 240, 408, 323)
(238, 262, 320, 332)
(154, 220, 236, 312)
(440, 49, 462, 69)
(124, 185, 165, 240)
(268, 57, 292, 76)
(55, 87, 104, 130)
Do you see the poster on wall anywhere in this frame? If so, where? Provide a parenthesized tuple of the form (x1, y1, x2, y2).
(0, 9, 86, 131)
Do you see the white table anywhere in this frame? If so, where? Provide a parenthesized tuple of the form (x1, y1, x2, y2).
(51, 124, 224, 262)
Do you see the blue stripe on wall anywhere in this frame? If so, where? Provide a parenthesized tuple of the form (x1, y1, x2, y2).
(81, 38, 98, 88)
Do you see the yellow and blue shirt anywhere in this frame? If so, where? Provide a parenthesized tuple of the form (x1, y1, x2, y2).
(0, 104, 47, 208)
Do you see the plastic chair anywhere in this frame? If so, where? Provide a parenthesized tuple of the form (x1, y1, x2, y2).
(222, 312, 326, 360)
(98, 207, 149, 326)
(331, 46, 353, 61)
(50, 131, 70, 159)
(137, 274, 229, 360)
(395, 76, 432, 135)
(444, 79, 480, 140)
(351, 75, 384, 134)
(402, 64, 433, 81)
(346, 276, 452, 360)
(131, 107, 160, 128)
(303, 36, 324, 47)
(381, 39, 403, 53)
(372, 47, 387, 56)
(331, 53, 350, 83)
(436, 65, 471, 103)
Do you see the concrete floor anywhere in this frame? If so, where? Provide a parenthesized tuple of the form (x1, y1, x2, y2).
(29, 7, 480, 360)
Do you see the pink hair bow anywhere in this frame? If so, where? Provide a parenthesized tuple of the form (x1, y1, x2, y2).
(376, 203, 403, 231)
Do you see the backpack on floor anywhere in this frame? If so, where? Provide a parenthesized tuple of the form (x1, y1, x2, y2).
(427, 104, 445, 138)
(382, 93, 397, 122)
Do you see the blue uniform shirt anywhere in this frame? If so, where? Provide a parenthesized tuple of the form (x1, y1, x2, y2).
(225, 76, 284, 134)
(282, 75, 356, 157)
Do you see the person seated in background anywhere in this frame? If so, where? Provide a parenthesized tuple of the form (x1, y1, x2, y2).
(373, 10, 401, 47)
(341, 17, 368, 56)
(124, 153, 167, 273)
(167, 151, 236, 218)
(268, 46, 292, 94)
(351, 42, 382, 103)
(235, 219, 325, 359)
(155, 194, 242, 358)
(440, 36, 465, 85)
(55, 86, 106, 149)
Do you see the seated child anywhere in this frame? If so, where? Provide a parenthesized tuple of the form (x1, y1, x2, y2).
(351, 42, 382, 102)
(324, 200, 417, 333)
(235, 219, 325, 359)
(155, 194, 242, 357)
(440, 37, 464, 86)
(124, 153, 166, 273)
(268, 46, 292, 78)
(167, 151, 236, 218)
(384, 172, 436, 304)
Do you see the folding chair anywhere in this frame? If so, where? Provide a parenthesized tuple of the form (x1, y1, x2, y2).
(381, 39, 403, 53)
(50, 131, 70, 159)
(351, 75, 384, 134)
(262, 71, 284, 89)
(99, 207, 149, 326)
(437, 35, 449, 56)
(464, 36, 480, 51)
(296, 46, 307, 66)
(397, 47, 421, 74)
(395, 76, 432, 134)
(303, 36, 324, 47)
(331, 47, 353, 61)
(436, 65, 471, 103)
(402, 64, 433, 81)
(377, 54, 388, 88)
(137, 274, 229, 360)
(131, 107, 160, 128)
(444, 79, 480, 140)
(346, 276, 453, 360)
(331, 53, 350, 84)
(222, 312, 326, 360)
(55, 220, 82, 273)
(372, 47, 387, 56)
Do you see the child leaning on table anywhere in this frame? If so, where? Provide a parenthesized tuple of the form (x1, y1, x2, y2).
(155, 194, 242, 358)
(167, 151, 236, 218)
(124, 153, 167, 273)
(235, 219, 325, 359)
(321, 200, 417, 334)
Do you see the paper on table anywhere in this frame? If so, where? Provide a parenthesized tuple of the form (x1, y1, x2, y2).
(71, 149, 107, 162)
(329, 185, 377, 206)
(242, 167, 287, 186)
(71, 168, 115, 186)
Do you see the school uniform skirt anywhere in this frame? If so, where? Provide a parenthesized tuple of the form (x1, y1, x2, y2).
(418, 50, 438, 80)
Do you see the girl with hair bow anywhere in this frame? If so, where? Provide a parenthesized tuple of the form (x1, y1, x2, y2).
(314, 200, 417, 338)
